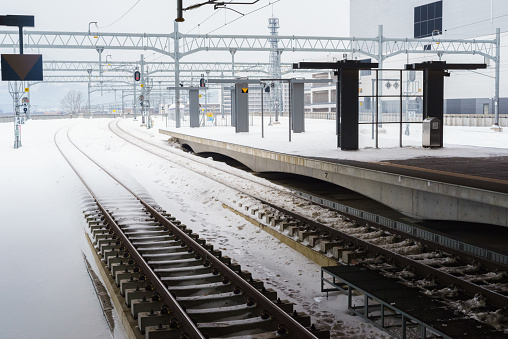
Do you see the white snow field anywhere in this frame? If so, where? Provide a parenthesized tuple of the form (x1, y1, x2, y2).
(1, 115, 507, 338)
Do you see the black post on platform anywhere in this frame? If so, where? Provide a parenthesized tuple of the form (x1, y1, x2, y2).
(340, 69, 360, 150)
(406, 61, 486, 148)
(294, 60, 378, 150)
(424, 68, 445, 146)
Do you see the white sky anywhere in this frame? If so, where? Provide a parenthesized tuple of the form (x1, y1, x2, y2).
(1, 0, 350, 111)
(2, 1, 350, 37)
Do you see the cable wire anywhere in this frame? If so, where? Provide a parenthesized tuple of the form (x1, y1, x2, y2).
(206, 0, 281, 34)
(99, 0, 142, 29)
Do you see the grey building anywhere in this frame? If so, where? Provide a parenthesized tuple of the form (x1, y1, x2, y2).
(349, 0, 508, 115)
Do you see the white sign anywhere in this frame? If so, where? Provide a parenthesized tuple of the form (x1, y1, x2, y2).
(16, 117, 25, 125)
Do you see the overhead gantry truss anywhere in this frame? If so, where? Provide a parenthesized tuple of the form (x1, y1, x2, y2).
(0, 25, 501, 124)
(41, 60, 295, 75)
(0, 28, 498, 61)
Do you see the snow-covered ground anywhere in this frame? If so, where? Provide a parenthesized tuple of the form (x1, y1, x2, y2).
(1, 116, 506, 338)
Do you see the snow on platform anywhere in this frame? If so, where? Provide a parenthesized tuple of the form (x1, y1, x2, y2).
(158, 116, 508, 162)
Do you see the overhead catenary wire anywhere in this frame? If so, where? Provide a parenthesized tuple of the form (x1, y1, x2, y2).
(206, 0, 282, 34)
(98, 0, 142, 29)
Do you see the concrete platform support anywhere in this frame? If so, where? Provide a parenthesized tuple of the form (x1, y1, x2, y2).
(160, 130, 508, 228)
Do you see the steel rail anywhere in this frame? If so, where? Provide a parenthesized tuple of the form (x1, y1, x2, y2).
(262, 199, 508, 310)
(54, 126, 204, 338)
(110, 120, 508, 310)
(58, 124, 318, 338)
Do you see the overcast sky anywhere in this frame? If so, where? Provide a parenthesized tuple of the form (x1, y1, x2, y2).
(3, 0, 350, 37)
(0, 1, 351, 111)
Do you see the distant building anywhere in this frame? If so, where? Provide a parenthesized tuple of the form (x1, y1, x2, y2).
(349, 0, 508, 116)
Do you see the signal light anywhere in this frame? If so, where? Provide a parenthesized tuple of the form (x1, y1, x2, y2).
(134, 71, 141, 81)
(200, 77, 205, 87)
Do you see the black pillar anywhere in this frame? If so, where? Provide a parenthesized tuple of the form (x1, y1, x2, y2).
(423, 69, 445, 148)
(340, 69, 359, 150)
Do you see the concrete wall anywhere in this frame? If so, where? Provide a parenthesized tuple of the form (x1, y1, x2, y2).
(161, 130, 508, 227)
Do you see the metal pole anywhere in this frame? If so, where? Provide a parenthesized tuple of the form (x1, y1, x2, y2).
(159, 81, 162, 118)
(175, 21, 181, 128)
(230, 49, 236, 78)
(378, 25, 384, 128)
(375, 69, 379, 148)
(494, 27, 500, 127)
(27, 83, 31, 120)
(10, 81, 22, 148)
(289, 80, 292, 142)
(87, 69, 92, 118)
(399, 70, 403, 147)
(141, 54, 145, 124)
(336, 71, 341, 148)
(371, 79, 374, 140)
(19, 26, 23, 54)
(261, 84, 264, 138)
(97, 47, 104, 95)
(133, 73, 137, 120)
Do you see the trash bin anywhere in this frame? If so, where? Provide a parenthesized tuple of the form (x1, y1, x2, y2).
(422, 117, 442, 147)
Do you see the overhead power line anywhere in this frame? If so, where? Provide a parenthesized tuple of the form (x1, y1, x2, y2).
(99, 0, 142, 29)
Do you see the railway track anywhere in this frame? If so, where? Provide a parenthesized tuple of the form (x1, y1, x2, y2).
(110, 118, 508, 336)
(55, 124, 329, 338)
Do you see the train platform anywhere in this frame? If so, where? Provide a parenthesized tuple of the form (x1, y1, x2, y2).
(156, 117, 508, 261)
(157, 117, 508, 192)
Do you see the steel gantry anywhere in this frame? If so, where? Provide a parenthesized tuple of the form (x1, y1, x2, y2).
(0, 26, 497, 59)
(0, 23, 502, 125)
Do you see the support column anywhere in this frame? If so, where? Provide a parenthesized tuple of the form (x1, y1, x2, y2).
(189, 88, 200, 127)
(492, 27, 502, 131)
(235, 82, 248, 133)
(141, 54, 145, 124)
(174, 21, 181, 128)
(292, 82, 305, 133)
(231, 87, 236, 127)
(133, 74, 137, 120)
(96, 47, 104, 95)
(87, 68, 92, 117)
(423, 68, 445, 146)
(230, 49, 236, 78)
(377, 25, 384, 128)
(341, 69, 360, 150)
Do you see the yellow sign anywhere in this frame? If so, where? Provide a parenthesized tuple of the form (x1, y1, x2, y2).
(199, 95, 202, 98)
(206, 112, 213, 117)
(113, 110, 116, 112)
(242, 88, 248, 94)
(24, 88, 29, 92)
(140, 84, 144, 88)
(360, 102, 363, 106)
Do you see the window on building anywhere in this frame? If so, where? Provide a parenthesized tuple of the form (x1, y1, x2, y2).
(313, 90, 329, 104)
(414, 1, 442, 38)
